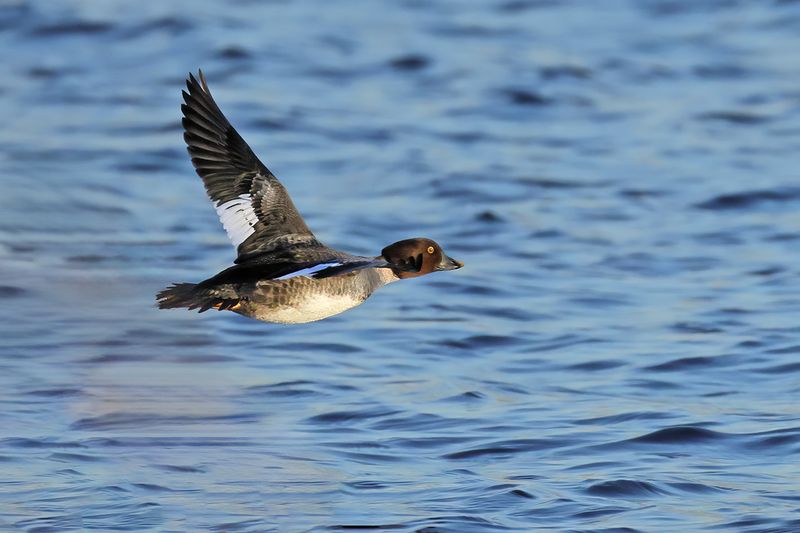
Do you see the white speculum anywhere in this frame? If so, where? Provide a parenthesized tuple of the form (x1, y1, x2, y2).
(215, 194, 258, 247)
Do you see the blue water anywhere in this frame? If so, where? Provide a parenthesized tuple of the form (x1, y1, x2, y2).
(2, 0, 800, 531)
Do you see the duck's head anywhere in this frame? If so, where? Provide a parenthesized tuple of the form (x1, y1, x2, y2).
(381, 238, 463, 279)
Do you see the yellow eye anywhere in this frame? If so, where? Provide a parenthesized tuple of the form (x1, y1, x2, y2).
(427, 246, 435, 254)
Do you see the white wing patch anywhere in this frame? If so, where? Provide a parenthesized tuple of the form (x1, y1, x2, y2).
(276, 262, 343, 280)
(215, 194, 259, 247)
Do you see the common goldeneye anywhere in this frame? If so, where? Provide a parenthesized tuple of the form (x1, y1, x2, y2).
(157, 71, 463, 324)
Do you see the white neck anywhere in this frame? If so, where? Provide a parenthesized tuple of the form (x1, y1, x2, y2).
(377, 267, 400, 285)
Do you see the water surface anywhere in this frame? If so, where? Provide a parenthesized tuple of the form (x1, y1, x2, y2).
(1, 0, 800, 531)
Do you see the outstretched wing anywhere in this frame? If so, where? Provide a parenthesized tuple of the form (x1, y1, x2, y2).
(182, 70, 321, 263)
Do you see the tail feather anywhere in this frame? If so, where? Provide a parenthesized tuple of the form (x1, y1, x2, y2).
(156, 283, 241, 313)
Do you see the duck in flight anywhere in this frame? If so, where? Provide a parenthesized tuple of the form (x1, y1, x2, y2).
(157, 71, 463, 324)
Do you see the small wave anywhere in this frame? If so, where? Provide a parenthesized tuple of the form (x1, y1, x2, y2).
(26, 387, 83, 397)
(766, 344, 800, 354)
(1, 438, 84, 449)
(71, 412, 261, 430)
(278, 342, 363, 354)
(528, 335, 605, 353)
(693, 64, 751, 79)
(540, 64, 592, 79)
(575, 411, 674, 426)
(754, 362, 800, 374)
(745, 428, 800, 451)
(628, 426, 726, 444)
(80, 353, 155, 364)
(388, 54, 431, 71)
(646, 355, 730, 372)
(517, 176, 596, 189)
(627, 379, 684, 391)
(475, 210, 504, 223)
(500, 88, 552, 106)
(697, 110, 769, 124)
(212, 518, 267, 532)
(30, 21, 113, 36)
(152, 464, 206, 473)
(668, 481, 730, 494)
(429, 280, 513, 297)
(131, 482, 178, 492)
(329, 450, 404, 465)
(567, 359, 626, 371)
(586, 479, 670, 497)
(388, 436, 476, 450)
(216, 46, 250, 60)
(82, 437, 256, 448)
(404, 515, 513, 531)
(116, 161, 179, 173)
(345, 480, 402, 490)
(371, 413, 467, 431)
(435, 334, 521, 350)
(571, 509, 634, 524)
(567, 294, 631, 308)
(566, 461, 626, 471)
(496, 0, 562, 13)
(671, 321, 723, 334)
(306, 408, 400, 425)
(71, 201, 131, 215)
(325, 522, 406, 531)
(510, 488, 535, 499)
(172, 354, 240, 363)
(443, 438, 570, 460)
(696, 187, 800, 210)
(245, 380, 324, 398)
(119, 17, 192, 40)
(48, 452, 103, 463)
(749, 266, 785, 277)
(439, 391, 486, 402)
(0, 285, 28, 298)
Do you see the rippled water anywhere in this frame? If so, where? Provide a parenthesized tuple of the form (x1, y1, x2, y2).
(2, 0, 800, 531)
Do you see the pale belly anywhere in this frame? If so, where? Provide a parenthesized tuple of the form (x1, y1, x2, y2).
(231, 269, 396, 324)
(231, 269, 397, 324)
(243, 292, 366, 324)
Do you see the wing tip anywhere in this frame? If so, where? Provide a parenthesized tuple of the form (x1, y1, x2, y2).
(182, 71, 227, 145)
(186, 69, 210, 94)
(199, 69, 209, 92)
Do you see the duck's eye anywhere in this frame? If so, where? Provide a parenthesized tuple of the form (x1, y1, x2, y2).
(427, 246, 435, 254)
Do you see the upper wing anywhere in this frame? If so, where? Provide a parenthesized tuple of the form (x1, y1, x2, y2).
(182, 70, 321, 262)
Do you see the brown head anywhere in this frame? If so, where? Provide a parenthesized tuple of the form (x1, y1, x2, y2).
(381, 238, 463, 279)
